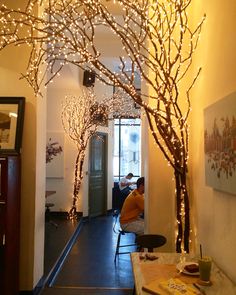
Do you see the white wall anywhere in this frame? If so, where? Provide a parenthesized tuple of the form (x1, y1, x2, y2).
(46, 66, 83, 213)
(189, 0, 236, 283)
(46, 64, 114, 216)
(143, 114, 175, 252)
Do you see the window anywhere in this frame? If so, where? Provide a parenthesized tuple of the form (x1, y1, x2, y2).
(113, 118, 141, 182)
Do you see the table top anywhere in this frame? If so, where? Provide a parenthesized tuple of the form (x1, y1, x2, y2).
(45, 190, 56, 198)
(131, 252, 236, 295)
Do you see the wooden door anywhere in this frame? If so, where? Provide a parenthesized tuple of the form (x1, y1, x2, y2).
(88, 133, 107, 217)
(0, 157, 7, 292)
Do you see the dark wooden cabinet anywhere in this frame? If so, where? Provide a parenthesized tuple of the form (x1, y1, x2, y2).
(0, 156, 21, 295)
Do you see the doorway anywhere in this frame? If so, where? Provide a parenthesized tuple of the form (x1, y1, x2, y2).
(88, 132, 107, 217)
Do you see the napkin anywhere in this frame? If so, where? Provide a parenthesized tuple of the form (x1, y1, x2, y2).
(159, 278, 200, 294)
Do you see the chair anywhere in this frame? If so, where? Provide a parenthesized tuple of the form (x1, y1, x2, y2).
(114, 229, 137, 263)
(112, 182, 130, 213)
(136, 234, 166, 252)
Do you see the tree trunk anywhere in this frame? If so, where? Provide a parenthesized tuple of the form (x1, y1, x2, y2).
(69, 150, 85, 219)
(175, 167, 190, 253)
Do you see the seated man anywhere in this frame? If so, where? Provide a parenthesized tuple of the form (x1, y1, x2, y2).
(119, 177, 144, 236)
(118, 173, 136, 198)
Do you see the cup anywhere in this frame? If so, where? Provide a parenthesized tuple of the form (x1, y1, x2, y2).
(198, 256, 212, 282)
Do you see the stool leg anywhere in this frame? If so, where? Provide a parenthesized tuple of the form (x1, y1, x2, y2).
(45, 207, 50, 222)
(49, 220, 58, 228)
(114, 232, 121, 263)
(45, 205, 58, 228)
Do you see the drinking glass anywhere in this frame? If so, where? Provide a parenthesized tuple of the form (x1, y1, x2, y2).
(198, 256, 212, 282)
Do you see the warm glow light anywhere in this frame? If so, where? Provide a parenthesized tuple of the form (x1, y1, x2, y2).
(9, 112, 17, 118)
(0, 0, 205, 251)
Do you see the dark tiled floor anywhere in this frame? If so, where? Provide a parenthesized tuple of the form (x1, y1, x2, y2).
(44, 217, 79, 276)
(42, 214, 135, 295)
(41, 286, 133, 295)
(44, 214, 79, 278)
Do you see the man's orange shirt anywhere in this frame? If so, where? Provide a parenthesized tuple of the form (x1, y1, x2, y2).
(120, 189, 144, 224)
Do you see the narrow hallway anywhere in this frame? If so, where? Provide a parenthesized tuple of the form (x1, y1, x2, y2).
(42, 214, 135, 294)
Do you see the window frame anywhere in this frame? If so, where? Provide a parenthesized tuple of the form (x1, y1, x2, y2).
(113, 118, 141, 181)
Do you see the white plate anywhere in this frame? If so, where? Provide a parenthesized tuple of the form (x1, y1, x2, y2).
(176, 261, 200, 276)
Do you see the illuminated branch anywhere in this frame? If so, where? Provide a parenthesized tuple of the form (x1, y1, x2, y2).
(61, 89, 139, 219)
(0, 0, 205, 251)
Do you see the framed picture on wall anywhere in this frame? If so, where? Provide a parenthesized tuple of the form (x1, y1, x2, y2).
(0, 97, 25, 154)
(46, 132, 64, 178)
(204, 92, 236, 195)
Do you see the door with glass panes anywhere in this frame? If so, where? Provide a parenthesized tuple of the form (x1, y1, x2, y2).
(88, 133, 107, 217)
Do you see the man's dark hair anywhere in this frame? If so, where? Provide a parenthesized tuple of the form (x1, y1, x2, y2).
(137, 177, 144, 188)
(127, 173, 134, 177)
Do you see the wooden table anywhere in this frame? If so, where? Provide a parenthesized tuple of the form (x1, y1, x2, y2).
(45, 190, 56, 198)
(131, 252, 236, 295)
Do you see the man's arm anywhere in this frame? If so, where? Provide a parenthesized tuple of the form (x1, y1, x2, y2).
(119, 178, 128, 190)
(120, 180, 129, 188)
(136, 195, 144, 211)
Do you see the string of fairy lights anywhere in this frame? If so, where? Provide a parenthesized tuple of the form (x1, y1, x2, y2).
(0, 0, 205, 252)
(61, 88, 140, 219)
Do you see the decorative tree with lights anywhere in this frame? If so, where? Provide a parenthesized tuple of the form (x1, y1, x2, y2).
(0, 0, 205, 252)
(62, 89, 138, 219)
(61, 91, 106, 218)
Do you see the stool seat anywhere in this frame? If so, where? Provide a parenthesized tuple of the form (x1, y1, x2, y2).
(45, 203, 54, 209)
(136, 234, 166, 252)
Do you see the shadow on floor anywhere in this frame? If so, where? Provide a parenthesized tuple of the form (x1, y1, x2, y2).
(42, 213, 135, 295)
(44, 214, 80, 278)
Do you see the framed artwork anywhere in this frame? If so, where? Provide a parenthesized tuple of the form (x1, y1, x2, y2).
(204, 92, 236, 195)
(0, 97, 25, 154)
(46, 132, 64, 178)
